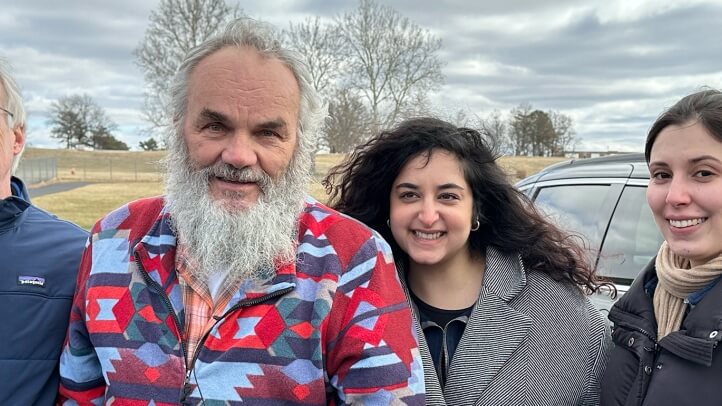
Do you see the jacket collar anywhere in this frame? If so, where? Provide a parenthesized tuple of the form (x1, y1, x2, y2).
(132, 200, 298, 320)
(440, 247, 533, 405)
(663, 274, 722, 366)
(610, 257, 722, 367)
(0, 177, 30, 230)
(10, 176, 30, 201)
(608, 259, 658, 340)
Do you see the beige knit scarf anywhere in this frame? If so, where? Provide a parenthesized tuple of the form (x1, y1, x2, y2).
(654, 241, 722, 339)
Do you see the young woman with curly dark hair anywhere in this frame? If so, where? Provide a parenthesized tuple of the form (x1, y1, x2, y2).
(324, 117, 611, 405)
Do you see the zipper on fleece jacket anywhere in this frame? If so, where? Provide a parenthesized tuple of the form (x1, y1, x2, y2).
(180, 286, 294, 403)
(134, 252, 294, 403)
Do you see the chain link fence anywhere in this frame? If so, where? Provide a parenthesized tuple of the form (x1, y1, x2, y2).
(16, 151, 165, 185)
(53, 155, 164, 182)
(15, 157, 57, 185)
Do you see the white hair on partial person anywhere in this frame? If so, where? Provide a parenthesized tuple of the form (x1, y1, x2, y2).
(163, 17, 321, 285)
(0, 59, 27, 173)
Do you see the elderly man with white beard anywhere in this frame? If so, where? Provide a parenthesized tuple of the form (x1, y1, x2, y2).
(57, 18, 425, 405)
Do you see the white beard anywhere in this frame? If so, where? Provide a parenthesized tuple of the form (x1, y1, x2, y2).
(164, 136, 312, 286)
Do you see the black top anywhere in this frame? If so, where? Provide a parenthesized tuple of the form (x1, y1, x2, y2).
(409, 289, 474, 387)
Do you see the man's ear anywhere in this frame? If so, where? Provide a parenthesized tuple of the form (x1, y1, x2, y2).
(12, 124, 25, 155)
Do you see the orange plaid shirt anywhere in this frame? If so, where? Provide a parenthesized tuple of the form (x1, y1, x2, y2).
(175, 244, 238, 366)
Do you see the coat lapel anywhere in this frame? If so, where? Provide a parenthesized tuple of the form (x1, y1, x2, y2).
(444, 248, 532, 405)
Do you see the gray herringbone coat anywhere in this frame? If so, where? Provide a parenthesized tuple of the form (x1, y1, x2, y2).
(405, 247, 611, 406)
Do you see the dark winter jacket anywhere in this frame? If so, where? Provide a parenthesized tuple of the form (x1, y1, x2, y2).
(0, 177, 87, 405)
(601, 258, 722, 406)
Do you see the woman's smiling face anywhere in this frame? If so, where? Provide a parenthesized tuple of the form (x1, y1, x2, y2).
(647, 120, 722, 266)
(389, 150, 475, 268)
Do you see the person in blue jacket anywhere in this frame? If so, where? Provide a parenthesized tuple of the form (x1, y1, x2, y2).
(0, 60, 87, 405)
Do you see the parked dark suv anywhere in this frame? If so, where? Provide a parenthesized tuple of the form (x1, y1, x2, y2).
(515, 153, 663, 315)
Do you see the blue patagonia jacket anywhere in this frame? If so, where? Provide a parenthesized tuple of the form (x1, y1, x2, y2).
(0, 177, 87, 405)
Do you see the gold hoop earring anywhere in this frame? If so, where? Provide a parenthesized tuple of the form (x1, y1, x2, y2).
(471, 217, 480, 231)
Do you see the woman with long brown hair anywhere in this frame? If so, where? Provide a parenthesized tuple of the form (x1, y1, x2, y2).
(325, 117, 611, 405)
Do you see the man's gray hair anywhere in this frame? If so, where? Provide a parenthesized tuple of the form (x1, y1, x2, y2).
(0, 59, 26, 173)
(167, 17, 325, 155)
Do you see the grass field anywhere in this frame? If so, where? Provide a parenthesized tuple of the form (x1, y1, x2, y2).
(23, 148, 166, 181)
(34, 182, 163, 229)
(29, 148, 566, 229)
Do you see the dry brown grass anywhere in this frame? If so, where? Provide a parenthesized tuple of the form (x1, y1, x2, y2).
(28, 149, 568, 229)
(33, 182, 163, 230)
(497, 155, 567, 183)
(23, 148, 165, 182)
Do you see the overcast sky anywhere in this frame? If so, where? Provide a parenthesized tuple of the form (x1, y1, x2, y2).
(3, 0, 721, 152)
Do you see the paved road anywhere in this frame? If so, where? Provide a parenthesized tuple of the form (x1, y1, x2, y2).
(28, 182, 92, 198)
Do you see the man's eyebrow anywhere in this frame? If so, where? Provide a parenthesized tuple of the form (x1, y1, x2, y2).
(197, 108, 230, 124)
(256, 118, 288, 129)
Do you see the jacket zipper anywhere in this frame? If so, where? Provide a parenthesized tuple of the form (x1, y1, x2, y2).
(611, 318, 659, 406)
(134, 252, 293, 402)
(180, 286, 294, 402)
(612, 318, 658, 349)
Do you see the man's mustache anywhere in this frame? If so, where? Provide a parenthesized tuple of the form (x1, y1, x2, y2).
(200, 163, 272, 191)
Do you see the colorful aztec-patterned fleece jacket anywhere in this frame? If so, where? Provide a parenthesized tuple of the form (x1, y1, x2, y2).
(58, 196, 425, 405)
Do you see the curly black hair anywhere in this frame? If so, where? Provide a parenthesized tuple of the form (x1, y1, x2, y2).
(324, 117, 611, 294)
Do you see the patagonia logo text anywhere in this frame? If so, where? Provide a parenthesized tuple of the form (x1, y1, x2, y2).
(18, 276, 46, 287)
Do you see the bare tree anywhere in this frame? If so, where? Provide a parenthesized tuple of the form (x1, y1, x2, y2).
(336, 0, 444, 130)
(283, 17, 345, 99)
(324, 88, 370, 153)
(549, 110, 577, 156)
(49, 94, 124, 150)
(134, 0, 242, 132)
(396, 91, 434, 122)
(480, 109, 508, 154)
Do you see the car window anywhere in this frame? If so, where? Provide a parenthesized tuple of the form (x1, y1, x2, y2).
(598, 186, 663, 283)
(533, 184, 618, 254)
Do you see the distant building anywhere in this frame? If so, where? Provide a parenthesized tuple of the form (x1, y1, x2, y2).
(563, 150, 638, 159)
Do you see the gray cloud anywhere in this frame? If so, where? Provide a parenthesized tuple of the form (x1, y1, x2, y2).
(2, 0, 721, 152)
